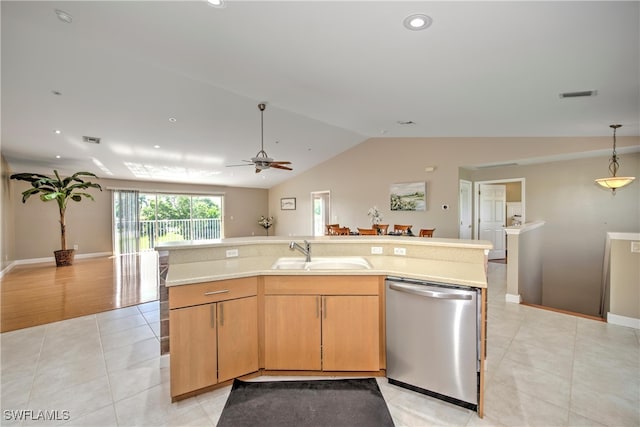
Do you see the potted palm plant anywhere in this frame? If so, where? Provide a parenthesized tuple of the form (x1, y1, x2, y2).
(10, 170, 103, 266)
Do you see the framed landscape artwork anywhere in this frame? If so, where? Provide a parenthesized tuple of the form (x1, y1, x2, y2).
(281, 197, 296, 210)
(390, 182, 426, 211)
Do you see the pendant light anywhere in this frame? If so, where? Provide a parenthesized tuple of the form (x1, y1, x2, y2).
(594, 124, 635, 194)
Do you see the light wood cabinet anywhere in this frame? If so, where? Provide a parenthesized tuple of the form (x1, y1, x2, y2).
(169, 278, 258, 398)
(322, 295, 379, 371)
(264, 295, 321, 370)
(169, 303, 217, 397)
(263, 276, 381, 372)
(217, 296, 259, 382)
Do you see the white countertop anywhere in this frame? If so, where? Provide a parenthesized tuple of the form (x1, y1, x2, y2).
(165, 256, 489, 288)
(157, 235, 492, 251)
(161, 236, 492, 289)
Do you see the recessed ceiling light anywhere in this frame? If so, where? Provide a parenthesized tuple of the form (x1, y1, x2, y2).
(403, 14, 432, 31)
(206, 0, 225, 8)
(54, 129, 61, 134)
(154, 145, 161, 149)
(54, 9, 73, 24)
(51, 90, 62, 96)
(56, 155, 61, 159)
(169, 117, 177, 123)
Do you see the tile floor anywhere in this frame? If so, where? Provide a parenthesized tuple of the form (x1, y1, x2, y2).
(1, 263, 638, 426)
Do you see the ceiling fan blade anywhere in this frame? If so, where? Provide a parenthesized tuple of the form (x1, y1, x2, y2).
(270, 160, 292, 165)
(226, 159, 254, 167)
(270, 163, 293, 171)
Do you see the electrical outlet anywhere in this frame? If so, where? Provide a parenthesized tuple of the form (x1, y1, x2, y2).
(631, 241, 640, 253)
(226, 249, 239, 257)
(73, 244, 78, 250)
(371, 246, 383, 254)
(394, 247, 406, 256)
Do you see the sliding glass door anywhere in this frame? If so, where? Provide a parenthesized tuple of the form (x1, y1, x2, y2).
(113, 191, 223, 254)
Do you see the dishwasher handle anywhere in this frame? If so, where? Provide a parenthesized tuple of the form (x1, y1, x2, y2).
(388, 282, 472, 300)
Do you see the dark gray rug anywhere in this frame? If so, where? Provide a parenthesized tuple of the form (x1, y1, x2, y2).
(216, 378, 395, 427)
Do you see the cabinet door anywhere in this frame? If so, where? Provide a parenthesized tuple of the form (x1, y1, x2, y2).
(264, 295, 321, 370)
(169, 304, 217, 397)
(322, 295, 380, 371)
(217, 296, 259, 382)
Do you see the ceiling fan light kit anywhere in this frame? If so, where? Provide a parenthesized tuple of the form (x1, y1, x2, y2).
(594, 124, 636, 195)
(227, 103, 293, 174)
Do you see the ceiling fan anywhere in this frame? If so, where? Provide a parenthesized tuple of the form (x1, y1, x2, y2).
(227, 103, 293, 173)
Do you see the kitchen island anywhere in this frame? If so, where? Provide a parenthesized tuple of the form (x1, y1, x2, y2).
(157, 236, 491, 416)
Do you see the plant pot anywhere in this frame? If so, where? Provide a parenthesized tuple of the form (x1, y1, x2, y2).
(54, 249, 75, 267)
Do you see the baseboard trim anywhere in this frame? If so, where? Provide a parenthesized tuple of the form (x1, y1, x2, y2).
(523, 302, 604, 322)
(0, 261, 17, 279)
(607, 312, 640, 330)
(11, 252, 113, 267)
(505, 293, 522, 304)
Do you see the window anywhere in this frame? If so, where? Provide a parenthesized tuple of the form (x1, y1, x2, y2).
(114, 191, 224, 253)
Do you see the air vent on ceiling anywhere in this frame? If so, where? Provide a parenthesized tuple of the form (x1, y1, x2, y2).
(476, 163, 518, 169)
(83, 136, 101, 144)
(559, 90, 597, 99)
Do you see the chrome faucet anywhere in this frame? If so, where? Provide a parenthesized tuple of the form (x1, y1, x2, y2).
(289, 240, 311, 262)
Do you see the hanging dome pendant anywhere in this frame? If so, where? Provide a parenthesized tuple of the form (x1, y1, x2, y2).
(595, 124, 635, 195)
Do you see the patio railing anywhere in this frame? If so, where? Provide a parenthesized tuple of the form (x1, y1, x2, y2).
(138, 218, 222, 250)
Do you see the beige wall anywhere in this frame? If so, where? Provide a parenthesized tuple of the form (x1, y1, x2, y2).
(269, 136, 640, 316)
(472, 153, 639, 315)
(9, 177, 268, 261)
(505, 181, 522, 202)
(270, 136, 638, 237)
(609, 238, 640, 319)
(1, 155, 16, 271)
(517, 226, 543, 305)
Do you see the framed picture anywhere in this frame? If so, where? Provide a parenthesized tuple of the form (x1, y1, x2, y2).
(281, 197, 296, 210)
(390, 182, 426, 211)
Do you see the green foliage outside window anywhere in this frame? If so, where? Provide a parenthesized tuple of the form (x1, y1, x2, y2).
(140, 195, 220, 221)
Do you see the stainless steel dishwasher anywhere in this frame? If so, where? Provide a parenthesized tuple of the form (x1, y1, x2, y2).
(385, 277, 480, 411)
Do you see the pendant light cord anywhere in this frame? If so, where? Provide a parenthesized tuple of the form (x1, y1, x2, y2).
(609, 124, 621, 177)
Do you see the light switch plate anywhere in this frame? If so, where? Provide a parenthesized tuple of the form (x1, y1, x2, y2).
(226, 249, 239, 257)
(631, 242, 640, 253)
(371, 246, 383, 254)
(394, 247, 406, 256)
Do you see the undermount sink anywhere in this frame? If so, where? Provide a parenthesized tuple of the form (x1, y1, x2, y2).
(271, 256, 372, 271)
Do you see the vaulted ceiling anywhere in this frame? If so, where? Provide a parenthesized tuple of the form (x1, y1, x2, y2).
(2, 1, 639, 188)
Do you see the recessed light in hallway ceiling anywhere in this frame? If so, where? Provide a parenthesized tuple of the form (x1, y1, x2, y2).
(206, 0, 225, 8)
(403, 14, 432, 31)
(54, 9, 72, 24)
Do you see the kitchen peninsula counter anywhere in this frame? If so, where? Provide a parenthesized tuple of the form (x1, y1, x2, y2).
(157, 236, 491, 416)
(158, 235, 492, 289)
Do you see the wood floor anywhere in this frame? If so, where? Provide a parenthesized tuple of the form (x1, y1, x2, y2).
(0, 252, 159, 333)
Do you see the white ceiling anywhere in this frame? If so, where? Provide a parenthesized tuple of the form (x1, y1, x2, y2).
(2, 1, 639, 188)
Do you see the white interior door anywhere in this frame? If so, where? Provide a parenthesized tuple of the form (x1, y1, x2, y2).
(479, 184, 506, 259)
(459, 180, 473, 239)
(311, 191, 331, 236)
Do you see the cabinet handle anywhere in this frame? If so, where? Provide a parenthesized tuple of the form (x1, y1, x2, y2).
(316, 296, 320, 318)
(210, 304, 215, 329)
(204, 290, 229, 296)
(220, 302, 224, 326)
(323, 296, 327, 319)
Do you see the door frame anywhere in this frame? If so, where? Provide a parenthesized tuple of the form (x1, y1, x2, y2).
(473, 178, 525, 240)
(310, 190, 331, 236)
(459, 179, 473, 239)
